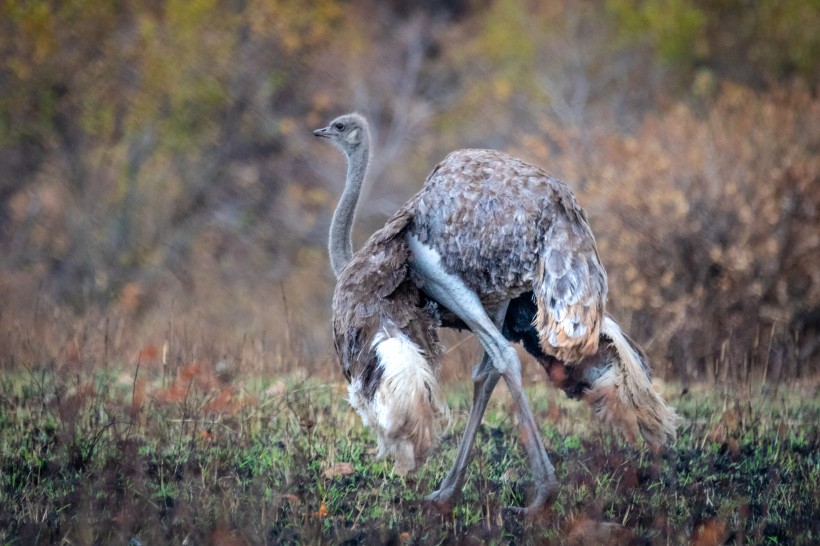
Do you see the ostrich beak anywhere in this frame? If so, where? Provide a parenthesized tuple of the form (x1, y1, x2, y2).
(313, 126, 331, 138)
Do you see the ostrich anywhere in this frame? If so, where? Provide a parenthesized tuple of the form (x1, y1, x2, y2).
(314, 113, 678, 514)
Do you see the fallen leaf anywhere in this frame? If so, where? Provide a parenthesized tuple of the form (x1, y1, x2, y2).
(313, 500, 328, 517)
(323, 462, 355, 478)
(210, 525, 246, 546)
(568, 518, 636, 546)
(138, 345, 159, 361)
(691, 517, 729, 546)
(265, 380, 287, 397)
(281, 494, 301, 505)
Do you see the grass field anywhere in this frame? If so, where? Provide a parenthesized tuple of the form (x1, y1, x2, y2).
(1, 360, 818, 545)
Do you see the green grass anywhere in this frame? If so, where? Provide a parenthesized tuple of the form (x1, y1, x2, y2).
(1, 364, 818, 545)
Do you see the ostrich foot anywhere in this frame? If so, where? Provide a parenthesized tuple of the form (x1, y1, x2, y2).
(423, 487, 458, 514)
(503, 479, 558, 518)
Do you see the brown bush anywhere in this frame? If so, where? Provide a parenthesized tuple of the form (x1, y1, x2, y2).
(523, 82, 819, 382)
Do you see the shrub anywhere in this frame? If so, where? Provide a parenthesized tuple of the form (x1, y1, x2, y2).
(527, 82, 819, 382)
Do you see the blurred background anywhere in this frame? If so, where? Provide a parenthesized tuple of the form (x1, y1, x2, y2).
(1, 0, 818, 385)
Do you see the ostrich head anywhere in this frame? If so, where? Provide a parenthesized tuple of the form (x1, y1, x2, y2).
(313, 113, 370, 157)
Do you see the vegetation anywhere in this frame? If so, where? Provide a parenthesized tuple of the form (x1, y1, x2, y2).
(1, 356, 818, 544)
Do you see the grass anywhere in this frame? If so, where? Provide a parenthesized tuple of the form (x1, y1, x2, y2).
(1, 360, 819, 545)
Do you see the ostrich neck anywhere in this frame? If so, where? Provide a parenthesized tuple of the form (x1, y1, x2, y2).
(328, 145, 369, 277)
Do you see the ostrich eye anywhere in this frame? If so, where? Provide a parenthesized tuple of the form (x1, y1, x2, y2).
(333, 122, 345, 131)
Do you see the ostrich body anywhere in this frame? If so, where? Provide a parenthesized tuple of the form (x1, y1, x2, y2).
(314, 113, 678, 514)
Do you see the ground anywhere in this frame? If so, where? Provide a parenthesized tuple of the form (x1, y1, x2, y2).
(1, 363, 818, 545)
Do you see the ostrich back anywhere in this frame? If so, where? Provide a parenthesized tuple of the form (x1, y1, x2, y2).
(408, 149, 608, 361)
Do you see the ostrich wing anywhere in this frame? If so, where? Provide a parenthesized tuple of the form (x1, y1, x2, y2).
(410, 149, 607, 362)
(331, 197, 441, 382)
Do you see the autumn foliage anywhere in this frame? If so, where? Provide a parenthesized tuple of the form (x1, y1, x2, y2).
(0, 0, 817, 385)
(523, 83, 819, 382)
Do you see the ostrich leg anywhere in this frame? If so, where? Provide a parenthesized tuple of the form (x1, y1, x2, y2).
(408, 235, 558, 515)
(425, 301, 508, 512)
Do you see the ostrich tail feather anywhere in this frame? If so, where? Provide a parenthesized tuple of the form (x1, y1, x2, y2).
(347, 325, 449, 474)
(583, 317, 679, 450)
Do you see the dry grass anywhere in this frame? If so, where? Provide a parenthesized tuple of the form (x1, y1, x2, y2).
(1, 320, 818, 544)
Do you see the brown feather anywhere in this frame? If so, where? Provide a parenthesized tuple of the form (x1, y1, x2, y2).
(332, 202, 448, 473)
(409, 149, 607, 361)
(332, 199, 440, 383)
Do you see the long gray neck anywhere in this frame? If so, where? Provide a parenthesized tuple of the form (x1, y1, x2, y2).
(328, 141, 369, 278)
